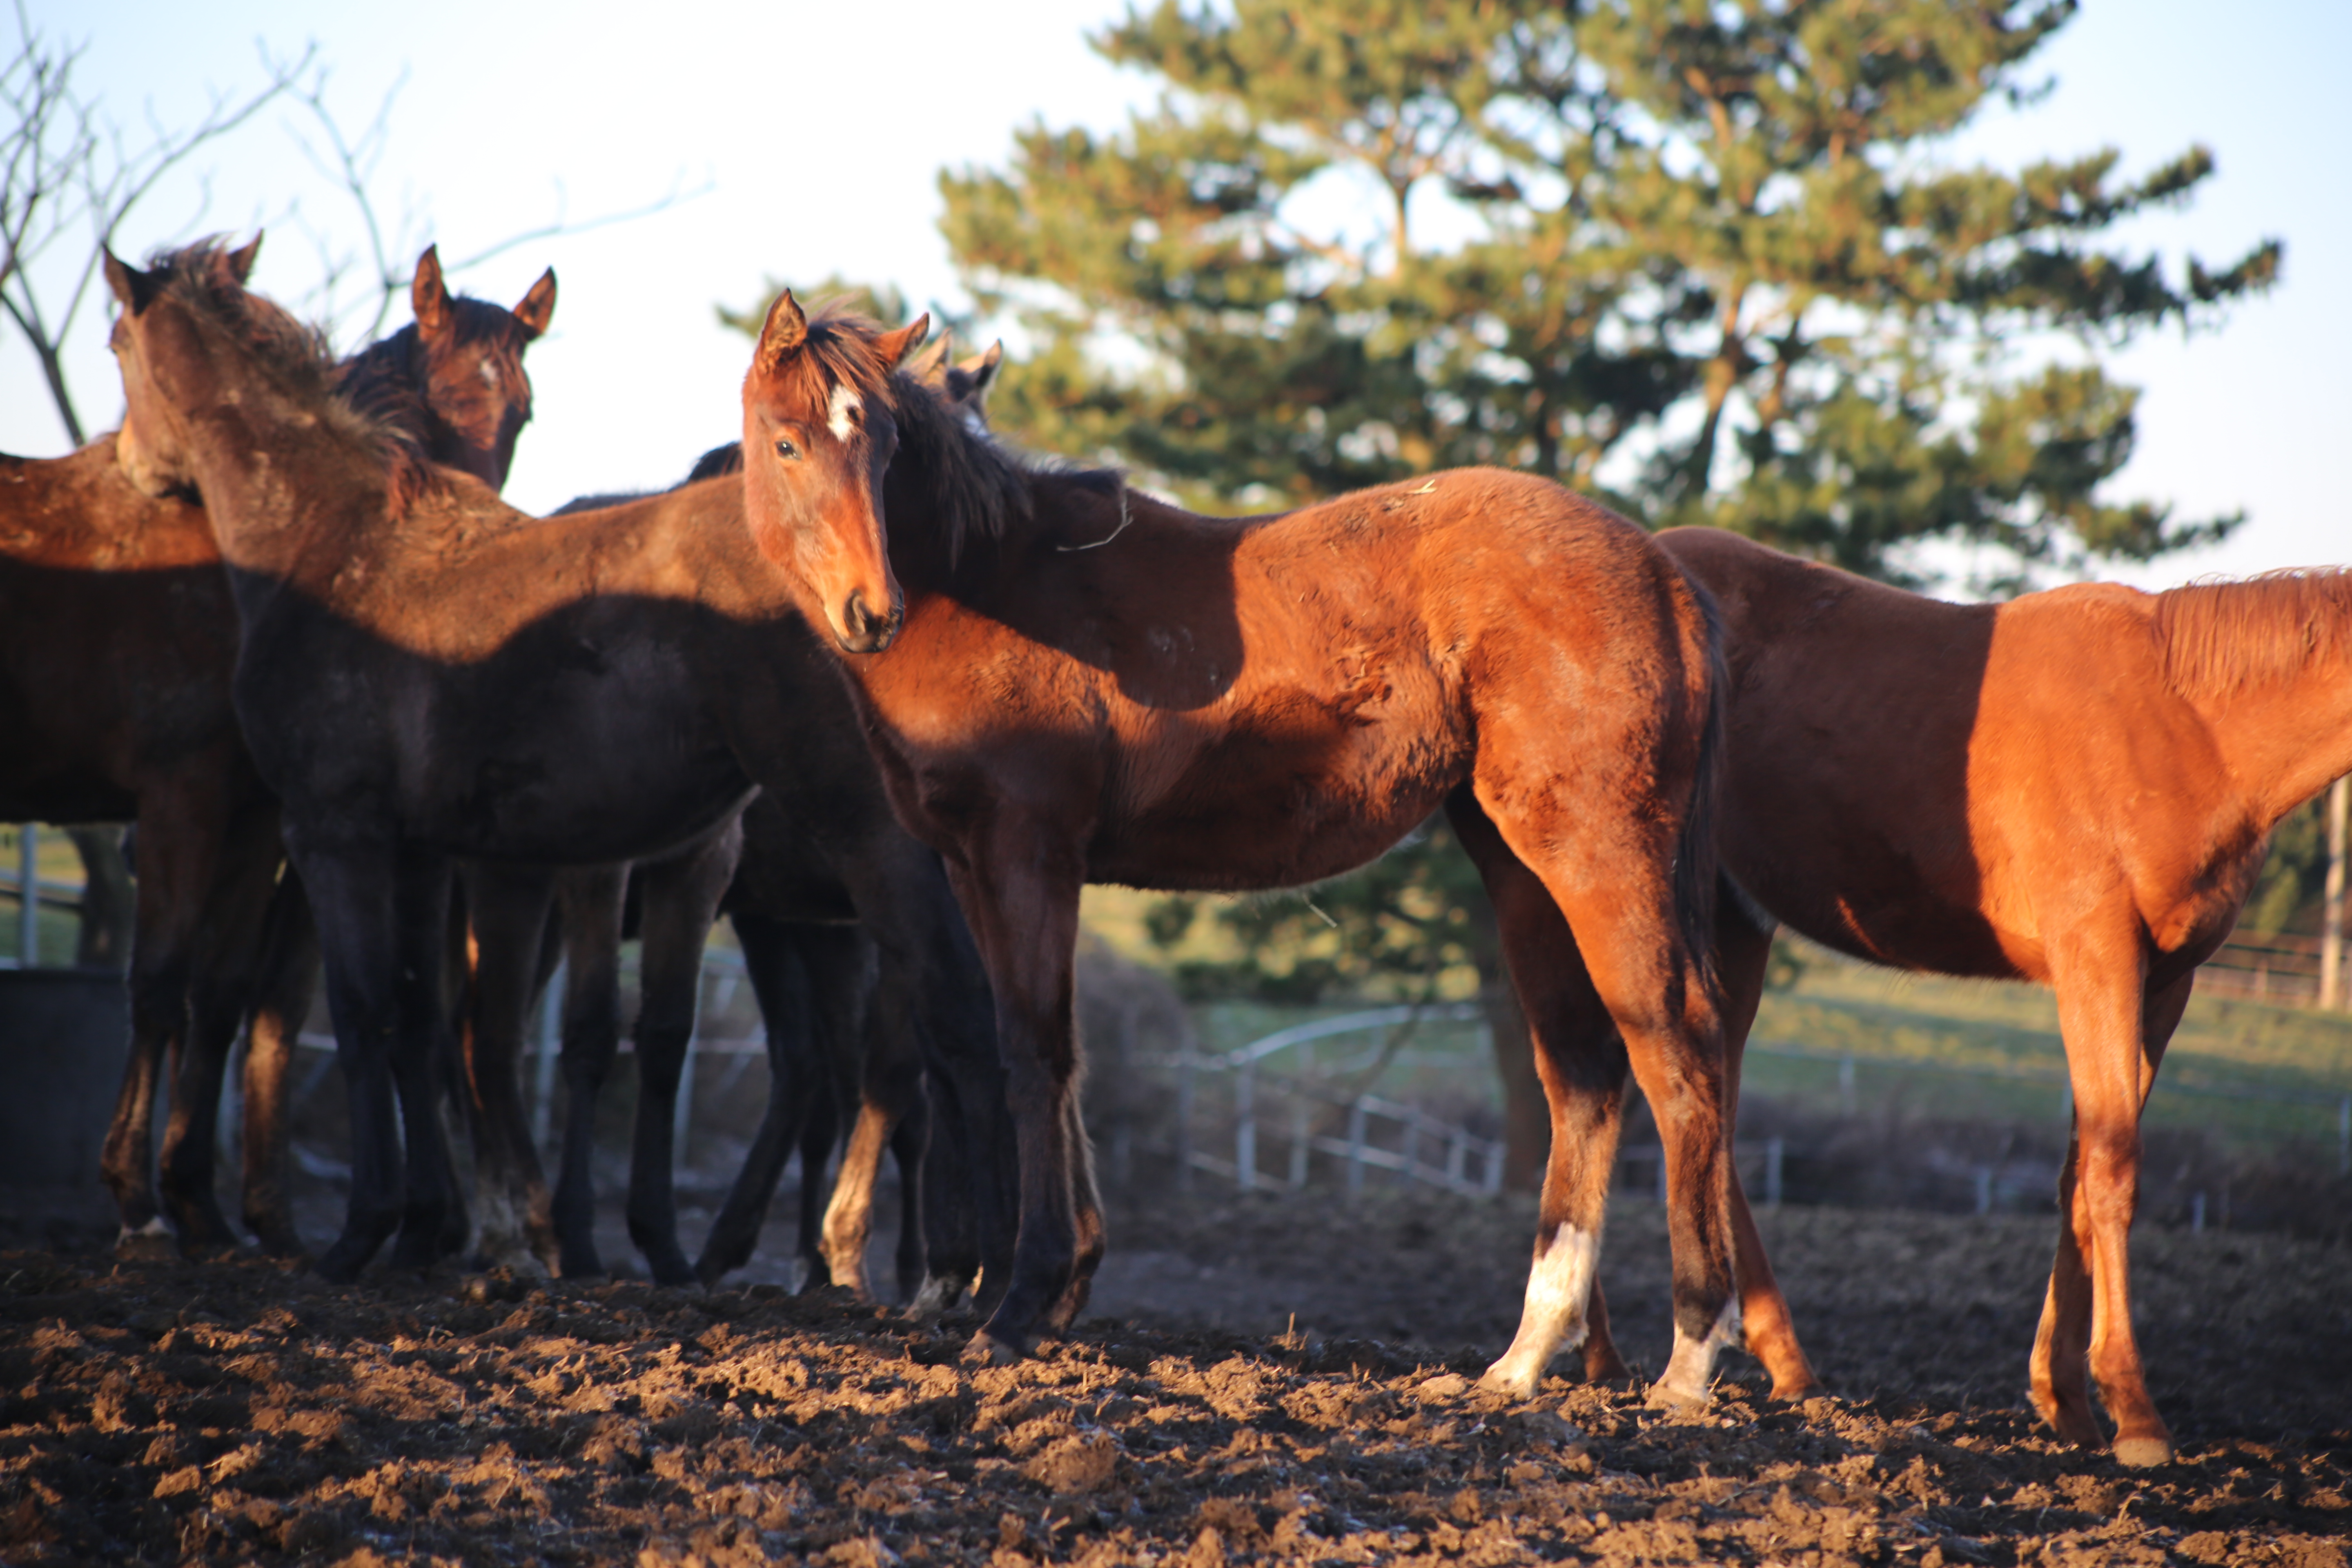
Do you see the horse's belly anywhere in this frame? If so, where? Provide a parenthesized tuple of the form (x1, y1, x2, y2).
(1094, 719, 1463, 891)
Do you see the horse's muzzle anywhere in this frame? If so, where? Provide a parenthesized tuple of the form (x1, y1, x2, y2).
(837, 588, 902, 655)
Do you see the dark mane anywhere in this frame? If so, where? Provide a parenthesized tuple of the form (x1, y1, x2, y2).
(2153, 568, 2352, 702)
(144, 238, 434, 512)
(862, 323, 1122, 566)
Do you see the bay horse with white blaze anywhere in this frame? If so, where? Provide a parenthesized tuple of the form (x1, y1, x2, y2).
(1572, 528, 2352, 1465)
(739, 292, 1743, 1400)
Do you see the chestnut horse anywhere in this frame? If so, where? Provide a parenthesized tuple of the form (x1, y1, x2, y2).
(102, 243, 1014, 1290)
(1, 240, 552, 1255)
(1571, 529, 2352, 1464)
(738, 294, 1742, 1399)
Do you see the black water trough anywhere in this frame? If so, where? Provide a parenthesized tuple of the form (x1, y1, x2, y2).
(0, 967, 129, 1187)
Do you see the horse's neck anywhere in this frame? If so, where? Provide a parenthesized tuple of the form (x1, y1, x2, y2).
(2197, 636, 2352, 827)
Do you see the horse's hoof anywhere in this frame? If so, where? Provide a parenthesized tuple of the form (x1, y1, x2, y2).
(962, 1329, 1032, 1366)
(250, 1228, 310, 1263)
(2112, 1435, 2174, 1468)
(1644, 1376, 1713, 1412)
(113, 1220, 177, 1263)
(1768, 1377, 1824, 1404)
(311, 1253, 364, 1286)
(1476, 1367, 1540, 1401)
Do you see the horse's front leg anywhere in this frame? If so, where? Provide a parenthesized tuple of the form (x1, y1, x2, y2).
(551, 867, 626, 1278)
(459, 861, 559, 1274)
(624, 823, 740, 1286)
(387, 849, 460, 1270)
(944, 824, 1088, 1363)
(286, 830, 416, 1282)
(695, 913, 823, 1287)
(239, 869, 319, 1259)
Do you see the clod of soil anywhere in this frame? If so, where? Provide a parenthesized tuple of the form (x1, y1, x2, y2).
(3, 1187, 2347, 1567)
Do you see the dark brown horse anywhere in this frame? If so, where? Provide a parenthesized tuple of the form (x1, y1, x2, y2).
(1, 240, 551, 1256)
(737, 294, 1742, 1400)
(1573, 528, 2350, 1464)
(458, 422, 1000, 1297)
(102, 243, 1014, 1291)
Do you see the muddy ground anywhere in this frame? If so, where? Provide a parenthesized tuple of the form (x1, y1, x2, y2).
(3, 1185, 2348, 1567)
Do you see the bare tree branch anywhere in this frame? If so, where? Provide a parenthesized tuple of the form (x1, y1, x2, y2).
(0, 2, 310, 443)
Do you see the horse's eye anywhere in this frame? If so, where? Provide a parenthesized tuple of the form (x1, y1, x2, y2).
(775, 438, 800, 461)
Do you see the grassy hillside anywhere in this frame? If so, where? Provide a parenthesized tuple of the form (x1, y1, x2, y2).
(1083, 884, 2352, 1156)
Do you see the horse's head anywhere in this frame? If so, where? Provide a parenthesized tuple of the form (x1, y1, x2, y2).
(401, 244, 556, 490)
(740, 290, 929, 654)
(908, 334, 1004, 433)
(103, 235, 265, 500)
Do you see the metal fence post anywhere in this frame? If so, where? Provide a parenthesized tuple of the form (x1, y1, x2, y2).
(533, 959, 564, 1152)
(14, 824, 36, 967)
(1234, 1058, 1255, 1192)
(1174, 1052, 1195, 1192)
(1288, 1098, 1309, 1189)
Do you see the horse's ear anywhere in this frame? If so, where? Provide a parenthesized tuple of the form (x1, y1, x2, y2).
(225, 234, 263, 283)
(948, 340, 1004, 410)
(103, 249, 162, 314)
(512, 267, 557, 339)
(906, 331, 952, 383)
(874, 312, 930, 370)
(412, 245, 453, 339)
(755, 289, 808, 374)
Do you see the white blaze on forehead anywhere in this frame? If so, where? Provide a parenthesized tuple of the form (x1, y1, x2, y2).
(827, 382, 862, 441)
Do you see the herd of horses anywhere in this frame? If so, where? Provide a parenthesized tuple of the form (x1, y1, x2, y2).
(4, 229, 2343, 1472)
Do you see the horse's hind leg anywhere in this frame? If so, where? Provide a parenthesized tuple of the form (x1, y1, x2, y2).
(551, 867, 626, 1278)
(2031, 960, 2185, 1466)
(695, 913, 824, 1287)
(814, 931, 912, 1302)
(239, 870, 319, 1259)
(889, 1079, 929, 1304)
(1713, 893, 1820, 1401)
(624, 821, 741, 1287)
(1046, 1085, 1103, 1331)
(101, 776, 240, 1255)
(1450, 792, 1633, 1398)
(158, 805, 285, 1253)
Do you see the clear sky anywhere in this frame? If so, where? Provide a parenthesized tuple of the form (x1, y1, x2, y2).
(8, 0, 2343, 587)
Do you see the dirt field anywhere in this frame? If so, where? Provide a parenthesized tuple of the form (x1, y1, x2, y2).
(3, 1185, 2346, 1567)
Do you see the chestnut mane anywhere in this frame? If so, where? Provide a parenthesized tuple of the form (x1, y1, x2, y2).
(2152, 568, 2352, 703)
(141, 239, 434, 512)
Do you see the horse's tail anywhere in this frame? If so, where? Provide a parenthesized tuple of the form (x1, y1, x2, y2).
(1672, 572, 1731, 1004)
